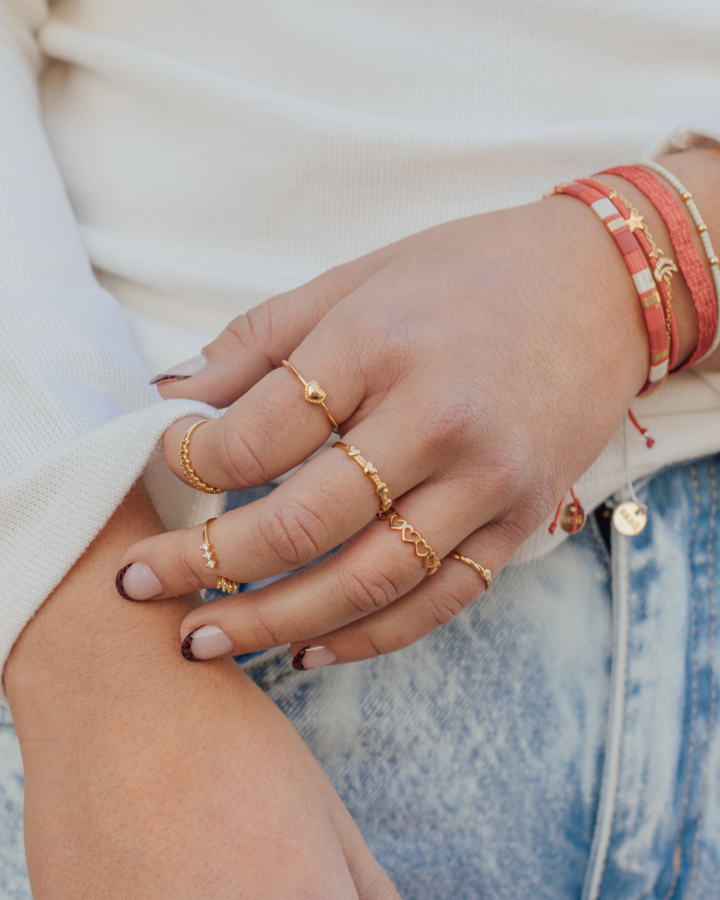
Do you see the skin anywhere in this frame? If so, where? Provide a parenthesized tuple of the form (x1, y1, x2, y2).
(117, 150, 720, 665)
(6, 150, 720, 895)
(5, 482, 400, 900)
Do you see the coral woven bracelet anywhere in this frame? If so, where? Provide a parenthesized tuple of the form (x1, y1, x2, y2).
(552, 181, 669, 394)
(604, 165, 717, 367)
(579, 177, 679, 371)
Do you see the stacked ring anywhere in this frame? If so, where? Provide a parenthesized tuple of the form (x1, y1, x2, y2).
(282, 360, 340, 432)
(333, 442, 393, 515)
(201, 519, 239, 593)
(382, 508, 441, 576)
(180, 420, 224, 494)
(449, 551, 492, 590)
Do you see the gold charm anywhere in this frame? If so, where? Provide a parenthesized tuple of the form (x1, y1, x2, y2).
(558, 502, 586, 534)
(304, 381, 327, 403)
(654, 256, 678, 284)
(612, 502, 647, 537)
(625, 211, 644, 232)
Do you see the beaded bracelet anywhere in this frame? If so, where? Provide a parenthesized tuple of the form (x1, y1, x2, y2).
(604, 164, 718, 367)
(552, 181, 669, 394)
(579, 177, 679, 371)
(637, 160, 720, 361)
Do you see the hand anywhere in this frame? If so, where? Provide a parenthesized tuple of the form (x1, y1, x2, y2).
(118, 152, 718, 666)
(7, 483, 397, 900)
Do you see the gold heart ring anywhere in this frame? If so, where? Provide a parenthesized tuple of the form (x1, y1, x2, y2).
(384, 509, 441, 576)
(282, 360, 339, 433)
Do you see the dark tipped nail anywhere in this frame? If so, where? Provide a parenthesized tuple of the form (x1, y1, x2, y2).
(149, 354, 207, 385)
(149, 374, 192, 385)
(115, 564, 134, 600)
(181, 628, 199, 661)
(181, 625, 234, 661)
(115, 562, 164, 601)
(292, 645, 336, 670)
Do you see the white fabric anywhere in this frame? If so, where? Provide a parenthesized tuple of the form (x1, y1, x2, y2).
(2, 0, 720, 700)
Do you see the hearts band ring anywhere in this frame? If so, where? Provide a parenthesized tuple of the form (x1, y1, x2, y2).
(201, 518, 239, 593)
(281, 360, 340, 433)
(449, 551, 492, 590)
(382, 508, 441, 576)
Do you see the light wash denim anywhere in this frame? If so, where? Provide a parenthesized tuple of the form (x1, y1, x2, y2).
(1, 456, 718, 899)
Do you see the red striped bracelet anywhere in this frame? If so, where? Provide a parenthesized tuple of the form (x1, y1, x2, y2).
(552, 181, 669, 395)
(577, 177, 679, 371)
(602, 165, 716, 368)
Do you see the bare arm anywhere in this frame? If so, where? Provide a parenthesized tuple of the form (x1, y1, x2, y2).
(5, 482, 398, 900)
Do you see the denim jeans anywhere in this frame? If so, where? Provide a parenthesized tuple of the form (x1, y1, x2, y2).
(1, 456, 718, 899)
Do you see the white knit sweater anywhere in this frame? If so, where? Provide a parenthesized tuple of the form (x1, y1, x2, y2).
(2, 0, 720, 702)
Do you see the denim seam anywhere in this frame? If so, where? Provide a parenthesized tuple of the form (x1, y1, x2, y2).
(588, 508, 612, 579)
(581, 529, 631, 900)
(661, 466, 702, 900)
(686, 461, 718, 900)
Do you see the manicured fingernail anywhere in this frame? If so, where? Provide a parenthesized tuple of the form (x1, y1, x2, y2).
(292, 646, 336, 671)
(150, 354, 207, 385)
(181, 625, 234, 661)
(115, 562, 164, 601)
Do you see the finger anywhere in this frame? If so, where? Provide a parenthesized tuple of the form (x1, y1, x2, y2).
(175, 474, 505, 660)
(151, 253, 391, 409)
(118, 420, 437, 600)
(159, 264, 431, 494)
(289, 521, 518, 666)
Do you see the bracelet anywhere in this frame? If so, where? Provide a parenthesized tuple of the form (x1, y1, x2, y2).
(552, 181, 669, 395)
(580, 177, 679, 371)
(606, 164, 719, 365)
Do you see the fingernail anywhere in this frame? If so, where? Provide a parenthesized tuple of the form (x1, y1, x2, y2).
(116, 562, 164, 601)
(181, 625, 235, 661)
(150, 354, 207, 385)
(292, 646, 337, 671)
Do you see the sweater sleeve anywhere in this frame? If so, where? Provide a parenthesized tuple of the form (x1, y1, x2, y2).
(648, 107, 720, 156)
(0, 0, 222, 705)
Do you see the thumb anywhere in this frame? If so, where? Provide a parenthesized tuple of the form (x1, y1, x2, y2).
(149, 261, 373, 409)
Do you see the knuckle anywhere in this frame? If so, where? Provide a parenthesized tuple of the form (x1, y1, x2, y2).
(257, 499, 329, 567)
(217, 422, 274, 486)
(170, 542, 208, 592)
(427, 586, 477, 628)
(339, 565, 405, 615)
(421, 385, 478, 453)
(224, 302, 274, 362)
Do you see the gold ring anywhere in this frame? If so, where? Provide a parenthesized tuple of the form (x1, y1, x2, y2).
(450, 551, 492, 590)
(382, 507, 441, 576)
(282, 360, 340, 432)
(201, 519, 239, 593)
(333, 442, 393, 515)
(180, 420, 224, 494)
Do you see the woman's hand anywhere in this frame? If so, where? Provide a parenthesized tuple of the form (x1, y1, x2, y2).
(7, 483, 397, 900)
(118, 151, 719, 666)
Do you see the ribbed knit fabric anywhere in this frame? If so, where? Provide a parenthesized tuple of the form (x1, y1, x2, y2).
(2, 0, 720, 702)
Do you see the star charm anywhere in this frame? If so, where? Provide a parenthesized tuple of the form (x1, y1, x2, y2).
(625, 211, 644, 232)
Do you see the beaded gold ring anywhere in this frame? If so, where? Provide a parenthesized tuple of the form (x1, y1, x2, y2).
(179, 419, 224, 494)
